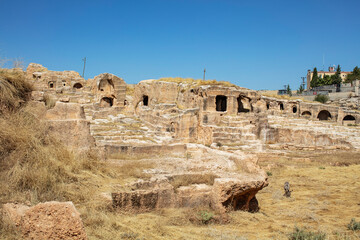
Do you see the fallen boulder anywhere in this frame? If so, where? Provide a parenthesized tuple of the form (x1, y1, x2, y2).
(2, 201, 87, 240)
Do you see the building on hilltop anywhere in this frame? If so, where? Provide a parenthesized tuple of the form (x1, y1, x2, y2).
(306, 66, 351, 90)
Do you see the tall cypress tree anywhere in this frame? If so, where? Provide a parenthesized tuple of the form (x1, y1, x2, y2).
(310, 67, 319, 88)
(331, 64, 342, 85)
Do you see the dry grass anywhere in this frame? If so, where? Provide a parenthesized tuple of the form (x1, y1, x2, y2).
(43, 93, 56, 109)
(126, 84, 135, 96)
(260, 91, 306, 101)
(0, 69, 32, 113)
(0, 105, 116, 204)
(158, 77, 236, 88)
(169, 173, 218, 189)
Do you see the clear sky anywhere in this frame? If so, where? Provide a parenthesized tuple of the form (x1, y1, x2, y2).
(0, 0, 359, 90)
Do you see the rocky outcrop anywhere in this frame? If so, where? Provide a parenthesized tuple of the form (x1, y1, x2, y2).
(111, 144, 268, 213)
(2, 201, 87, 240)
(44, 102, 95, 150)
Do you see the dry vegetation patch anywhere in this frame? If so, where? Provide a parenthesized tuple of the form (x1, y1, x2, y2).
(157, 77, 236, 87)
(0, 69, 32, 113)
(169, 173, 218, 189)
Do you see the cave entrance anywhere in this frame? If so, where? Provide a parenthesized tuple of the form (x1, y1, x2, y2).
(343, 115, 356, 125)
(266, 103, 270, 110)
(317, 110, 331, 121)
(279, 103, 284, 110)
(301, 111, 312, 118)
(222, 192, 259, 213)
(73, 83, 83, 89)
(143, 95, 149, 106)
(237, 97, 250, 113)
(216, 95, 227, 112)
(100, 97, 113, 107)
(292, 106, 297, 113)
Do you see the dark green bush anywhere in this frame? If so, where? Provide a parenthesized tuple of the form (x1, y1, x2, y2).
(347, 218, 360, 231)
(288, 227, 326, 240)
(314, 94, 329, 104)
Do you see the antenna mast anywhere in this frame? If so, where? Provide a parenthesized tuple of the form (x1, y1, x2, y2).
(82, 57, 87, 79)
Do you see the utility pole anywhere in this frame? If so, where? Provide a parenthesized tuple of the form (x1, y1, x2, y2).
(203, 68, 206, 81)
(301, 76, 306, 89)
(82, 57, 86, 79)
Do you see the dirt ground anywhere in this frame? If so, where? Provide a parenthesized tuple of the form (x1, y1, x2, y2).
(81, 150, 360, 240)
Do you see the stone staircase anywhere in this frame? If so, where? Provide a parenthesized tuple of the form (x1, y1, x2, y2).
(82, 105, 173, 147)
(205, 114, 263, 152)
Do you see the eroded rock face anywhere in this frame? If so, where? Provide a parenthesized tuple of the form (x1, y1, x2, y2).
(2, 201, 87, 240)
(111, 144, 269, 213)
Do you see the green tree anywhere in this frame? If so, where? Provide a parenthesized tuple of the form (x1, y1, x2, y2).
(318, 75, 325, 86)
(330, 64, 342, 85)
(310, 67, 319, 88)
(323, 74, 332, 85)
(346, 66, 360, 82)
(286, 84, 292, 96)
(297, 84, 304, 94)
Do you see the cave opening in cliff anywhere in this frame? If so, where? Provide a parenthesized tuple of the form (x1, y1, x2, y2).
(222, 193, 259, 212)
(73, 83, 83, 89)
(216, 95, 227, 112)
(100, 97, 113, 107)
(317, 110, 331, 121)
(279, 103, 284, 110)
(301, 111, 311, 117)
(343, 115, 355, 125)
(266, 103, 270, 110)
(143, 95, 149, 106)
(292, 106, 297, 113)
(237, 97, 250, 113)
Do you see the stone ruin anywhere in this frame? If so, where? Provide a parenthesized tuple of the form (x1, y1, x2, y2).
(22, 63, 360, 212)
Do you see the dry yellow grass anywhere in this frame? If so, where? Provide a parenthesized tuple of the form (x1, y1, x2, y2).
(126, 84, 135, 96)
(0, 69, 32, 113)
(169, 174, 218, 189)
(158, 77, 236, 87)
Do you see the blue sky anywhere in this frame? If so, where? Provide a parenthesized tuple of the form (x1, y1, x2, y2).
(0, 0, 359, 90)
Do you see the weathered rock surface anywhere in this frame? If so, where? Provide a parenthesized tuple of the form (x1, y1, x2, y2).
(2, 201, 87, 240)
(111, 144, 268, 213)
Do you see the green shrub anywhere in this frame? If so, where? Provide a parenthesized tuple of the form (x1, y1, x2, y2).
(347, 218, 360, 231)
(314, 94, 329, 104)
(266, 171, 272, 176)
(288, 227, 326, 240)
(198, 210, 214, 224)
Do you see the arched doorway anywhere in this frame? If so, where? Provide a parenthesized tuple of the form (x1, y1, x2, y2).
(317, 110, 331, 121)
(100, 97, 113, 107)
(343, 115, 356, 125)
(237, 96, 250, 113)
(301, 111, 312, 118)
